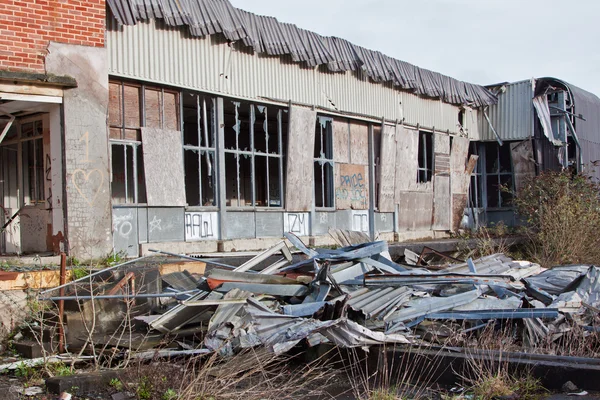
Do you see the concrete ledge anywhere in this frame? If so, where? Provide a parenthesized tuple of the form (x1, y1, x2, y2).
(0, 70, 77, 87)
(46, 370, 121, 395)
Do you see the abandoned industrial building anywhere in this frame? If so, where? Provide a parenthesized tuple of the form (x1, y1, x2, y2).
(1, 0, 599, 259)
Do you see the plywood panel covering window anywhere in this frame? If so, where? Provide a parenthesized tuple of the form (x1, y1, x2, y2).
(223, 100, 287, 208)
(109, 80, 181, 204)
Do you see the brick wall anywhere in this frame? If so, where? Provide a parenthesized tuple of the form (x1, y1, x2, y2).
(0, 0, 105, 73)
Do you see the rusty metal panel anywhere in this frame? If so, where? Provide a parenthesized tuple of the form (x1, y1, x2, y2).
(477, 80, 534, 142)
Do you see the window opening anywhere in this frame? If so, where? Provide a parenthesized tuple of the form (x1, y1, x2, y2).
(417, 131, 433, 183)
(314, 116, 334, 208)
(468, 142, 482, 209)
(223, 100, 287, 207)
(484, 143, 513, 208)
(183, 92, 217, 207)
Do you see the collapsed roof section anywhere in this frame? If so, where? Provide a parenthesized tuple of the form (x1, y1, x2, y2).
(106, 0, 498, 108)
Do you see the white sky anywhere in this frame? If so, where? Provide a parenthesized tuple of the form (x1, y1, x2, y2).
(228, 0, 600, 97)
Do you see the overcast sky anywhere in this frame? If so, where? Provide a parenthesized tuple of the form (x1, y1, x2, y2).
(228, 0, 600, 97)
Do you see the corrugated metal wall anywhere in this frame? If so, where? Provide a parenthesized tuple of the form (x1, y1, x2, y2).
(106, 17, 466, 134)
(476, 80, 534, 141)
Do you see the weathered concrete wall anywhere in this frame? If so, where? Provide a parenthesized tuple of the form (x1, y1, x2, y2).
(45, 42, 112, 259)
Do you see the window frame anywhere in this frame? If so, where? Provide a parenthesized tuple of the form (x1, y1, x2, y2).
(182, 93, 218, 209)
(223, 100, 286, 209)
(417, 130, 434, 183)
(314, 115, 335, 209)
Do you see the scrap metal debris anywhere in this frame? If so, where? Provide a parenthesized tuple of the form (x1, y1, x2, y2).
(32, 234, 600, 359)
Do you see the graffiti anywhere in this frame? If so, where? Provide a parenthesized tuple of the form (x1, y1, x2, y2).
(72, 168, 104, 206)
(336, 172, 367, 205)
(45, 154, 52, 208)
(319, 213, 329, 224)
(79, 131, 90, 163)
(149, 215, 162, 233)
(113, 213, 133, 239)
(185, 212, 218, 241)
(284, 212, 309, 236)
(351, 211, 369, 233)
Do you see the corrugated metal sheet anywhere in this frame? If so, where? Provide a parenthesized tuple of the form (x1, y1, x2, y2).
(106, 17, 468, 133)
(105, 0, 496, 107)
(476, 80, 534, 141)
(564, 82, 600, 181)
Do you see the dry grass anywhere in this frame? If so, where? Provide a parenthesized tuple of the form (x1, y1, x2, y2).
(341, 343, 447, 400)
(121, 347, 338, 400)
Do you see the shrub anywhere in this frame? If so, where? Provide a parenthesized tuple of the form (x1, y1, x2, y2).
(512, 170, 600, 267)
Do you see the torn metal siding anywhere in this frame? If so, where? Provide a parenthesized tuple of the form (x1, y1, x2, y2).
(564, 83, 600, 181)
(106, 0, 496, 108)
(476, 80, 534, 142)
(106, 17, 469, 134)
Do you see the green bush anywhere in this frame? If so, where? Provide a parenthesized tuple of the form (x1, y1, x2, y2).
(512, 170, 600, 267)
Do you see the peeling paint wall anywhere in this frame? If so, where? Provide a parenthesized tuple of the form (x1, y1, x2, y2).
(46, 42, 112, 258)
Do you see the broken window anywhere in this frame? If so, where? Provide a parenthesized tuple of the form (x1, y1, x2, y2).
(314, 116, 334, 208)
(484, 142, 513, 208)
(223, 100, 287, 207)
(417, 131, 433, 183)
(182, 92, 217, 207)
(468, 142, 482, 209)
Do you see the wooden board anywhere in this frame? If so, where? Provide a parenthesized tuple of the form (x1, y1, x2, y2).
(349, 121, 369, 165)
(394, 126, 420, 200)
(378, 124, 397, 212)
(435, 133, 451, 155)
(397, 191, 433, 231)
(510, 140, 536, 193)
(332, 118, 349, 163)
(285, 106, 317, 211)
(450, 136, 470, 195)
(141, 127, 187, 206)
(432, 175, 451, 230)
(335, 163, 369, 210)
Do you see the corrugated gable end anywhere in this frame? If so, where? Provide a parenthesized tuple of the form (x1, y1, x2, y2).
(106, 0, 497, 108)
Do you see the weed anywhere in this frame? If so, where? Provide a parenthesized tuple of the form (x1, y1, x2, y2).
(47, 361, 73, 377)
(0, 261, 10, 271)
(137, 376, 152, 400)
(103, 251, 126, 267)
(512, 170, 600, 267)
(14, 362, 34, 379)
(71, 267, 89, 280)
(162, 388, 178, 400)
(110, 378, 124, 391)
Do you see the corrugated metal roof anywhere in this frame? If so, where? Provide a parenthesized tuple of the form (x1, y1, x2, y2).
(106, 0, 497, 107)
(476, 80, 534, 141)
(106, 17, 469, 134)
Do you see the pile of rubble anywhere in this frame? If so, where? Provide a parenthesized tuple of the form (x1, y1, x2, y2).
(34, 232, 600, 359)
